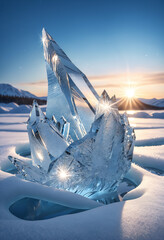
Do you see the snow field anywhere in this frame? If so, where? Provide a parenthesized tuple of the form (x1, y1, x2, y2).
(0, 113, 164, 239)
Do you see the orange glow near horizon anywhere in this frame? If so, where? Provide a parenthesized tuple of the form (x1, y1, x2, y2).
(17, 71, 164, 99)
(87, 72, 164, 99)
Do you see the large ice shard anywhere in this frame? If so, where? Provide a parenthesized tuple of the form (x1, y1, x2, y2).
(42, 28, 99, 136)
(8, 28, 136, 204)
(27, 101, 69, 171)
(47, 91, 135, 202)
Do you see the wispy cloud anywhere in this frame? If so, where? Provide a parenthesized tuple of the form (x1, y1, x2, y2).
(20, 80, 47, 86)
(141, 73, 164, 86)
(88, 72, 164, 89)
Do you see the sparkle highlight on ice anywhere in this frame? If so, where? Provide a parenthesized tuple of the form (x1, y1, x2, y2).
(57, 167, 71, 181)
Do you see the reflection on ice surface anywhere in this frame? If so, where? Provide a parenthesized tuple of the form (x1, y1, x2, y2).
(9, 197, 85, 220)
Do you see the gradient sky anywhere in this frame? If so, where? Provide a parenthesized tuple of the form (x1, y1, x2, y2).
(0, 0, 164, 98)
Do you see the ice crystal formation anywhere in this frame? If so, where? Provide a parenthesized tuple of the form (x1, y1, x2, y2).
(9, 28, 135, 203)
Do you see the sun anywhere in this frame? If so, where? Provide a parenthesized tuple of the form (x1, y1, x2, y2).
(126, 87, 135, 98)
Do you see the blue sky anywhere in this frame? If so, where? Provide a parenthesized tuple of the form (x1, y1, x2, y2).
(0, 0, 164, 98)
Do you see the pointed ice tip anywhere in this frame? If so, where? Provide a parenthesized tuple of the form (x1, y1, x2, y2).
(101, 90, 110, 101)
(42, 27, 54, 43)
(28, 100, 45, 124)
(42, 27, 46, 38)
(42, 27, 46, 33)
(33, 99, 38, 106)
(111, 95, 116, 102)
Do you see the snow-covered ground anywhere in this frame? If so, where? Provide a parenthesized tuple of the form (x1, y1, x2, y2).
(125, 110, 164, 119)
(0, 111, 164, 239)
(0, 103, 47, 114)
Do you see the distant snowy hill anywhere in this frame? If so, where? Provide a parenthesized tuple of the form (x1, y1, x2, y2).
(139, 98, 164, 107)
(0, 83, 37, 98)
(0, 84, 46, 105)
